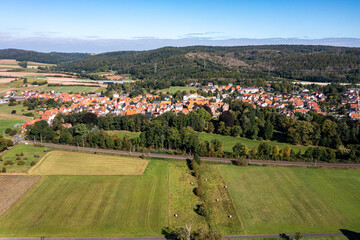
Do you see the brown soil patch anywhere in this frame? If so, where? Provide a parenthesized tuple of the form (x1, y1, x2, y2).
(0, 78, 16, 83)
(106, 75, 124, 80)
(0, 59, 18, 65)
(0, 175, 40, 216)
(0, 65, 20, 69)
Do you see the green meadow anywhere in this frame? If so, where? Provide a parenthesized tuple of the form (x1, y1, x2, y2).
(199, 132, 310, 152)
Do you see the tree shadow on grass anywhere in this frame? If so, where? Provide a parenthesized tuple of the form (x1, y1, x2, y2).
(340, 229, 360, 240)
(279, 233, 290, 240)
(161, 226, 177, 239)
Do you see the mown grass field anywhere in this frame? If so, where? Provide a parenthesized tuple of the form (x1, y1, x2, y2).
(0, 119, 24, 135)
(199, 132, 309, 152)
(107, 130, 141, 139)
(44, 85, 101, 93)
(0, 160, 168, 237)
(0, 144, 48, 173)
(29, 151, 149, 175)
(198, 163, 243, 234)
(220, 165, 360, 234)
(0, 104, 32, 116)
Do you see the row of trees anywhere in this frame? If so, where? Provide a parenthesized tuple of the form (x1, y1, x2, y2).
(26, 111, 360, 162)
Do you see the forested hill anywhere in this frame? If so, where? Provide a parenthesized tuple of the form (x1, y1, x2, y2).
(56, 45, 360, 83)
(0, 49, 89, 64)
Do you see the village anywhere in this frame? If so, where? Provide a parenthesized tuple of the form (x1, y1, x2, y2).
(1, 82, 359, 133)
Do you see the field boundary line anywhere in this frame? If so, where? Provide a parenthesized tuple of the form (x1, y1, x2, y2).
(27, 151, 52, 175)
(138, 159, 151, 175)
(146, 175, 158, 235)
(23, 141, 360, 169)
(217, 165, 244, 233)
(0, 176, 43, 222)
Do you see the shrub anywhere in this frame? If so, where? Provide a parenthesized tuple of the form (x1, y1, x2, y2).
(1, 167, 6, 173)
(235, 158, 248, 167)
(11, 110, 16, 114)
(17, 161, 25, 166)
(9, 130, 17, 136)
(196, 203, 208, 217)
(6, 140, 13, 147)
(4, 160, 14, 165)
(194, 186, 204, 197)
(20, 152, 24, 156)
(23, 157, 27, 160)
(34, 153, 40, 158)
(30, 161, 36, 166)
(5, 128, 11, 134)
(0, 156, 3, 161)
(193, 154, 201, 165)
(16, 157, 21, 160)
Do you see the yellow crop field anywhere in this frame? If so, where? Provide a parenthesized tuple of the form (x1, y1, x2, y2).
(28, 151, 149, 175)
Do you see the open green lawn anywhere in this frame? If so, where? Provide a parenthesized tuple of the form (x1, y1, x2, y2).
(199, 132, 310, 152)
(0, 104, 32, 116)
(107, 130, 141, 139)
(0, 119, 24, 135)
(220, 165, 360, 234)
(45, 85, 101, 93)
(0, 144, 48, 173)
(29, 151, 149, 175)
(159, 86, 197, 94)
(0, 160, 169, 237)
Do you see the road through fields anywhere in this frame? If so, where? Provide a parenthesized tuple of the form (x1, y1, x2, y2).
(23, 141, 360, 168)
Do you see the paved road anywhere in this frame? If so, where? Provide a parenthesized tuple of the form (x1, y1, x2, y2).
(24, 141, 360, 168)
(0, 232, 351, 239)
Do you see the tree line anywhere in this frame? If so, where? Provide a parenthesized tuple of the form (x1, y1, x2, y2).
(25, 106, 360, 162)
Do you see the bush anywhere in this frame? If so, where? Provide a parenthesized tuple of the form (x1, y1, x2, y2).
(193, 154, 201, 165)
(34, 153, 40, 158)
(9, 129, 17, 136)
(20, 152, 24, 156)
(235, 158, 248, 167)
(4, 160, 14, 165)
(30, 161, 36, 166)
(6, 140, 13, 147)
(23, 157, 27, 160)
(196, 203, 209, 217)
(1, 167, 6, 173)
(11, 110, 16, 114)
(194, 186, 204, 197)
(5, 128, 11, 134)
(17, 161, 25, 166)
(0, 156, 3, 161)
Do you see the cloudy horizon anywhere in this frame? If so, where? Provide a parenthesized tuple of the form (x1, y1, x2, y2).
(1, 37, 360, 53)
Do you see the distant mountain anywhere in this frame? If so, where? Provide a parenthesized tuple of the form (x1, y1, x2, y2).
(0, 49, 90, 64)
(56, 45, 360, 83)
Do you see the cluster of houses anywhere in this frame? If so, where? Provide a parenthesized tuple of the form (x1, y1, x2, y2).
(0, 84, 358, 133)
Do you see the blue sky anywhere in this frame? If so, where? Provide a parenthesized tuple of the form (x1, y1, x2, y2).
(1, 0, 360, 52)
